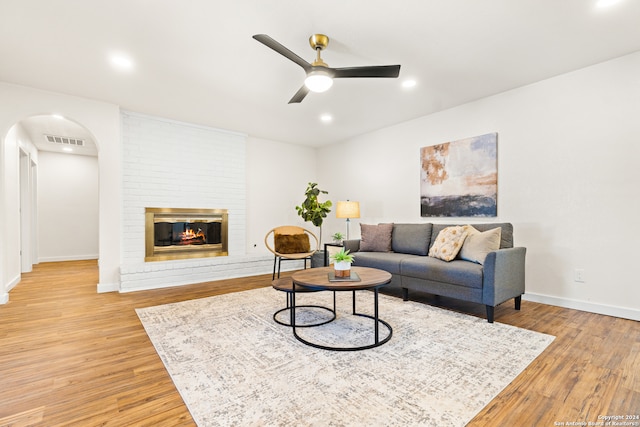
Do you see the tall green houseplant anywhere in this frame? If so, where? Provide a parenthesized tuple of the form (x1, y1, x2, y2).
(295, 182, 332, 243)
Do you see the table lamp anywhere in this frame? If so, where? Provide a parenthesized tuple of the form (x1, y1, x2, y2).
(336, 200, 360, 240)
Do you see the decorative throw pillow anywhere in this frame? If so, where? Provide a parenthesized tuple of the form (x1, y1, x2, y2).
(391, 223, 433, 256)
(360, 223, 394, 252)
(428, 226, 469, 261)
(459, 226, 502, 265)
(274, 233, 310, 254)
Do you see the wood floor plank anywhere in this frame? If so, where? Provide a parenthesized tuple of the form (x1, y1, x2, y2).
(1, 260, 638, 426)
(0, 407, 45, 427)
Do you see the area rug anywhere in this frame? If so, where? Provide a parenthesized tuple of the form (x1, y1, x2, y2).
(136, 287, 554, 426)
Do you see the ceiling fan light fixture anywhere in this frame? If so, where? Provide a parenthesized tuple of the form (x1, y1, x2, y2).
(253, 33, 401, 103)
(402, 79, 417, 89)
(304, 70, 333, 93)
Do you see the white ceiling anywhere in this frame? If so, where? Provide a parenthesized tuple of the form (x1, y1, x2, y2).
(2, 0, 640, 147)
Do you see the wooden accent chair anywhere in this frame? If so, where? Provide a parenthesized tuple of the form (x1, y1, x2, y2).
(265, 226, 319, 279)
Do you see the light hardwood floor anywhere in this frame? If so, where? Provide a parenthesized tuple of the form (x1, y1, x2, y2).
(0, 261, 638, 426)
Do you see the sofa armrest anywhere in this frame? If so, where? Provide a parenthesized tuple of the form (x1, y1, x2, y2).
(342, 239, 361, 253)
(482, 247, 526, 306)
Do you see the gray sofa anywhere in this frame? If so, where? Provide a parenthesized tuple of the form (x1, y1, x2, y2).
(342, 223, 525, 323)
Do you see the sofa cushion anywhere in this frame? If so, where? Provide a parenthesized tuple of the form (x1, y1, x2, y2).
(459, 226, 502, 265)
(360, 223, 393, 252)
(392, 223, 433, 256)
(400, 257, 484, 289)
(428, 226, 469, 261)
(352, 251, 409, 275)
(431, 223, 514, 249)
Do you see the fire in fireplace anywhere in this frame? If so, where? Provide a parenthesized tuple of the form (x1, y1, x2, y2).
(145, 208, 228, 261)
(154, 221, 219, 246)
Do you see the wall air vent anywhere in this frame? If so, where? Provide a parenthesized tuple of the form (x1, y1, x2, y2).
(44, 134, 85, 147)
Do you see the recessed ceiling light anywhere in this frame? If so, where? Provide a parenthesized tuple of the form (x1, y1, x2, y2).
(52, 114, 64, 120)
(62, 147, 73, 153)
(402, 79, 417, 89)
(109, 53, 134, 71)
(320, 114, 333, 123)
(596, 0, 622, 8)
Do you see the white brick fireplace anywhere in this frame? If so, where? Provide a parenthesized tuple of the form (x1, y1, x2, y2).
(119, 111, 271, 291)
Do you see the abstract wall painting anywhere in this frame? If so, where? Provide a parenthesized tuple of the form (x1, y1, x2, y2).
(420, 132, 497, 217)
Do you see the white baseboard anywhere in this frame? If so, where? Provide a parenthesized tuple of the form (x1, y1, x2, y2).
(7, 274, 21, 292)
(38, 254, 98, 263)
(1, 275, 21, 304)
(523, 292, 640, 322)
(97, 282, 119, 293)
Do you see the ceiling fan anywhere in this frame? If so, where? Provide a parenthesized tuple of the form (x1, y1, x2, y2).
(253, 33, 401, 104)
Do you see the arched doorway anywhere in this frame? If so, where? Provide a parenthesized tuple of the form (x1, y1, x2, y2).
(9, 114, 99, 278)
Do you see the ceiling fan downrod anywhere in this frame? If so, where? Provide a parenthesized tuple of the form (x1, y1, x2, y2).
(309, 34, 329, 67)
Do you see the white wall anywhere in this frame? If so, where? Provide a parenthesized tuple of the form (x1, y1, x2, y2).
(318, 51, 640, 321)
(1, 125, 21, 300)
(119, 115, 321, 290)
(1, 123, 39, 301)
(245, 136, 319, 255)
(0, 82, 121, 298)
(37, 151, 98, 262)
(0, 82, 319, 301)
(120, 111, 261, 291)
(13, 123, 39, 275)
(119, 112, 321, 290)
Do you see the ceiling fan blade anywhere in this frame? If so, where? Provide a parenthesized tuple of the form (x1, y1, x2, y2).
(288, 85, 310, 104)
(333, 65, 401, 78)
(253, 34, 312, 72)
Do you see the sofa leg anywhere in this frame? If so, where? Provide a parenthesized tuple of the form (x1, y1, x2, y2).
(515, 295, 522, 311)
(486, 305, 495, 323)
(402, 288, 409, 301)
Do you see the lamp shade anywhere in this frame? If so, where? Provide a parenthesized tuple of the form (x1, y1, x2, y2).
(336, 201, 360, 219)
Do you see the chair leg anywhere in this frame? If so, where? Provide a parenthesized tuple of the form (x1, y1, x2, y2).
(277, 257, 282, 278)
(272, 256, 277, 280)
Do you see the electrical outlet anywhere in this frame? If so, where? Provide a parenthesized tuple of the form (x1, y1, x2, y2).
(574, 268, 586, 283)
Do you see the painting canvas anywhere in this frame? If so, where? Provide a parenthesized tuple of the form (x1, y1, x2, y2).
(420, 133, 497, 217)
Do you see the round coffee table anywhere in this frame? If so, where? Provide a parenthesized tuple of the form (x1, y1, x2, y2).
(291, 266, 393, 351)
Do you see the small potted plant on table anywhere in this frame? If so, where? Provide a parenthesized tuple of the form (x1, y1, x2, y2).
(330, 248, 355, 278)
(332, 232, 345, 244)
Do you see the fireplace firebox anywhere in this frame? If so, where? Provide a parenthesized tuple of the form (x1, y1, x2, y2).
(145, 208, 228, 261)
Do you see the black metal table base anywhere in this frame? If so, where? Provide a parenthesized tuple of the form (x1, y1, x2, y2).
(273, 291, 336, 327)
(291, 288, 393, 351)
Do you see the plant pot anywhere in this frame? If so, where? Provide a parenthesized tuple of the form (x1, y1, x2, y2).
(334, 261, 351, 278)
(311, 251, 325, 268)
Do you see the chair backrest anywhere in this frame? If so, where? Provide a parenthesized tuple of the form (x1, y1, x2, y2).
(264, 226, 319, 257)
